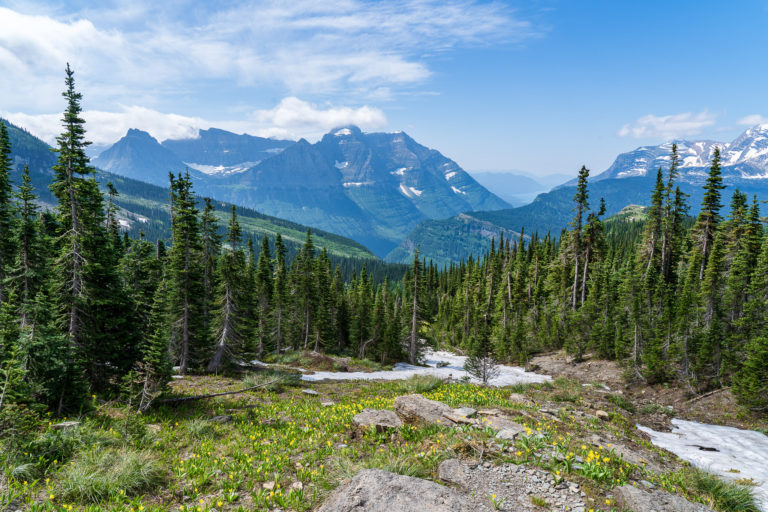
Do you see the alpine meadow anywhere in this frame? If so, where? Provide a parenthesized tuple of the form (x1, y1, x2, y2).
(3, 2, 768, 512)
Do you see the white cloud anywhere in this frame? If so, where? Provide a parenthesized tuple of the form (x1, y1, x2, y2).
(738, 114, 768, 126)
(251, 97, 387, 139)
(4, 99, 387, 146)
(618, 111, 717, 139)
(0, 1, 537, 113)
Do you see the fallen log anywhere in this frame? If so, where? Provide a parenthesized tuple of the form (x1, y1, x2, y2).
(155, 379, 282, 406)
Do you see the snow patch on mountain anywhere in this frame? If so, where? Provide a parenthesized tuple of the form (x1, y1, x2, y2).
(451, 186, 467, 195)
(334, 128, 353, 136)
(186, 161, 259, 175)
(335, 160, 349, 169)
(445, 171, 458, 180)
(399, 183, 423, 198)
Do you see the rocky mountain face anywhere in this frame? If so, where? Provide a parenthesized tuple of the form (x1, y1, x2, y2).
(94, 125, 510, 256)
(590, 124, 768, 184)
(390, 124, 768, 265)
(1, 119, 375, 260)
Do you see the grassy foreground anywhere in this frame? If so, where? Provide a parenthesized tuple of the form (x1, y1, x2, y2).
(0, 370, 760, 512)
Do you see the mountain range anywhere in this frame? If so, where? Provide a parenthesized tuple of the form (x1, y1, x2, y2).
(92, 126, 510, 256)
(388, 124, 768, 265)
(1, 119, 376, 261)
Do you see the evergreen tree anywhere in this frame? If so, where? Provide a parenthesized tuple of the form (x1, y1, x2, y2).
(167, 172, 206, 373)
(255, 234, 273, 357)
(208, 206, 246, 372)
(0, 121, 14, 305)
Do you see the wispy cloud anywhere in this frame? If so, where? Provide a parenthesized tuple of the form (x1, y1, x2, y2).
(0, 1, 537, 112)
(618, 111, 717, 139)
(738, 114, 768, 126)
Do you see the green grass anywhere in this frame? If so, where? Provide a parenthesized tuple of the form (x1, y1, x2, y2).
(691, 471, 760, 512)
(58, 449, 164, 502)
(398, 375, 445, 394)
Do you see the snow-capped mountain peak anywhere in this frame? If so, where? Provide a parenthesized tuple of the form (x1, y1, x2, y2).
(594, 125, 768, 183)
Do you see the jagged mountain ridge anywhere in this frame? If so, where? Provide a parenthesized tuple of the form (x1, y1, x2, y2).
(390, 124, 768, 265)
(94, 125, 510, 256)
(1, 119, 376, 260)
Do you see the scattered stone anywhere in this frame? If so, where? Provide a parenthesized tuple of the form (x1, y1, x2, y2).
(263, 481, 276, 490)
(353, 408, 403, 433)
(640, 479, 655, 489)
(146, 424, 162, 434)
(482, 416, 526, 434)
(302, 388, 319, 395)
(612, 485, 715, 512)
(508, 393, 532, 404)
(438, 459, 467, 485)
(454, 407, 477, 418)
(443, 410, 476, 424)
(595, 410, 610, 421)
(394, 394, 456, 426)
(209, 415, 233, 424)
(477, 408, 503, 416)
(51, 421, 80, 430)
(496, 425, 526, 440)
(290, 481, 303, 491)
(321, 401, 336, 407)
(317, 469, 482, 512)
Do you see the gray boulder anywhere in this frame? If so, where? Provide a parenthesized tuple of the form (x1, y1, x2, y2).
(613, 485, 715, 512)
(394, 394, 456, 426)
(437, 458, 467, 486)
(353, 409, 403, 433)
(317, 469, 484, 512)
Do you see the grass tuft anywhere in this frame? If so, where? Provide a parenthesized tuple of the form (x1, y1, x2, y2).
(398, 375, 445, 394)
(691, 471, 760, 512)
(59, 449, 164, 502)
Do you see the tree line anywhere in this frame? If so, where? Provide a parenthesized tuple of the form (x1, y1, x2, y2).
(428, 146, 767, 412)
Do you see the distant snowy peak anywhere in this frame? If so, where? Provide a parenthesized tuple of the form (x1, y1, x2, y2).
(596, 125, 768, 182)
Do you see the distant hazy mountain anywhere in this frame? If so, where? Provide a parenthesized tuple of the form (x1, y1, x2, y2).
(162, 127, 294, 174)
(95, 125, 510, 256)
(92, 129, 186, 187)
(470, 171, 573, 206)
(389, 124, 768, 265)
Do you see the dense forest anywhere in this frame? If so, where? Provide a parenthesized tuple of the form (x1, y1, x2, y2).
(0, 67, 766, 420)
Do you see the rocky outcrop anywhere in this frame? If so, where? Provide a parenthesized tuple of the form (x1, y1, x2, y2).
(353, 409, 403, 433)
(317, 468, 483, 512)
(612, 485, 715, 512)
(394, 394, 457, 426)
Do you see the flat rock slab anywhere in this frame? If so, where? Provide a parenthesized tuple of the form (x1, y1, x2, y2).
(612, 485, 715, 512)
(481, 415, 526, 434)
(317, 468, 484, 512)
(353, 409, 403, 432)
(301, 388, 319, 395)
(394, 394, 456, 426)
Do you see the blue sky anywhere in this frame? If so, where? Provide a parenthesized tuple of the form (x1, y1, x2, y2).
(2, 0, 767, 177)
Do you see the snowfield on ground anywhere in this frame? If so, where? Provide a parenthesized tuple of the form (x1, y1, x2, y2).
(300, 350, 551, 386)
(638, 419, 768, 511)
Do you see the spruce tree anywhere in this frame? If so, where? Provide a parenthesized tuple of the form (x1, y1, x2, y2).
(167, 172, 207, 373)
(208, 206, 246, 372)
(0, 121, 14, 305)
(255, 234, 273, 357)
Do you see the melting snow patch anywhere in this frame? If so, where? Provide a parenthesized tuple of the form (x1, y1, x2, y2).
(342, 181, 373, 187)
(445, 171, 458, 180)
(335, 160, 349, 169)
(302, 350, 550, 387)
(335, 128, 353, 136)
(638, 420, 768, 510)
(391, 167, 408, 176)
(451, 186, 467, 195)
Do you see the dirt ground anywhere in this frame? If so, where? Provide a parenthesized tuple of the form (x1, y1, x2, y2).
(528, 351, 768, 432)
